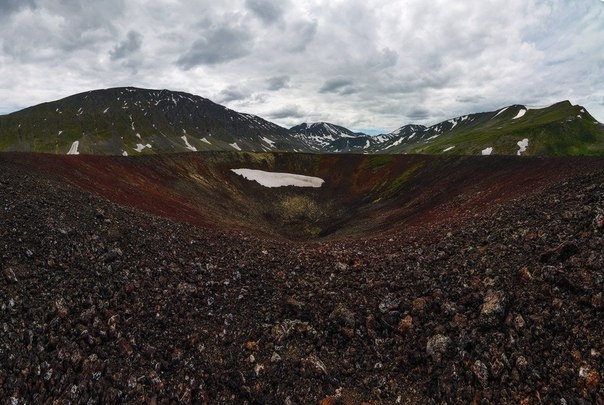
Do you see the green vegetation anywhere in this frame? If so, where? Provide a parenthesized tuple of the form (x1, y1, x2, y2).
(0, 88, 602, 157)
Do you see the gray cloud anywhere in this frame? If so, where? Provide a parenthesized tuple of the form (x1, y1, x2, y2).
(407, 107, 430, 121)
(319, 78, 357, 94)
(177, 25, 253, 68)
(110, 30, 142, 61)
(0, 1, 603, 128)
(217, 86, 250, 103)
(0, 0, 35, 15)
(246, 0, 284, 25)
(266, 75, 290, 91)
(283, 19, 317, 52)
(267, 105, 305, 120)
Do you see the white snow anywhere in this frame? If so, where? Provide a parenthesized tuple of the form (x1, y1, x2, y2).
(512, 109, 527, 120)
(364, 139, 371, 149)
(181, 135, 197, 151)
(481, 147, 493, 156)
(122, 151, 128, 156)
(492, 106, 509, 119)
(136, 133, 142, 139)
(58, 130, 63, 136)
(448, 119, 458, 129)
(231, 169, 324, 188)
(134, 143, 152, 152)
(67, 141, 80, 155)
(201, 137, 211, 145)
(443, 146, 455, 152)
(103, 107, 110, 114)
(517, 138, 529, 156)
(229, 142, 242, 151)
(390, 137, 404, 147)
(261, 137, 276, 148)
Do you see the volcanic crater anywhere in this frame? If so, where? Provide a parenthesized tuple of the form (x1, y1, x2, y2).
(1, 152, 603, 403)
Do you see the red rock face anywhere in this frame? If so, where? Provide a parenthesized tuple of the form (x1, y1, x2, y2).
(4, 152, 601, 240)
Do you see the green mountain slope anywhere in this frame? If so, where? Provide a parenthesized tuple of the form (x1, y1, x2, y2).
(1, 87, 602, 156)
(379, 101, 604, 156)
(0, 87, 308, 155)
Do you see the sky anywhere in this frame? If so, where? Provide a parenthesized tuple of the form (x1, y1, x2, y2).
(0, 0, 603, 133)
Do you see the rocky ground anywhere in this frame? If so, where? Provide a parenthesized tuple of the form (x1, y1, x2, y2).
(1, 157, 603, 404)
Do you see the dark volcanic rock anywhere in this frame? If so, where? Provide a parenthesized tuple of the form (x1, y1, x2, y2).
(1, 155, 603, 403)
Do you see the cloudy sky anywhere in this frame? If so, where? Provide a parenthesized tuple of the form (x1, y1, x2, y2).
(1, 0, 603, 133)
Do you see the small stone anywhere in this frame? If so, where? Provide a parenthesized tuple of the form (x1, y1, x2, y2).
(517, 267, 533, 281)
(472, 360, 489, 386)
(515, 355, 528, 370)
(341, 326, 355, 338)
(426, 334, 452, 362)
(513, 315, 525, 330)
(303, 354, 327, 375)
(335, 261, 348, 271)
(490, 358, 505, 380)
(591, 293, 602, 310)
(319, 396, 338, 405)
(479, 290, 507, 327)
(450, 313, 467, 329)
(412, 297, 427, 313)
(284, 296, 303, 309)
(398, 315, 413, 334)
(3, 267, 18, 283)
(594, 214, 604, 229)
(270, 352, 282, 363)
(254, 363, 264, 376)
(579, 366, 601, 388)
(329, 304, 356, 327)
(245, 341, 259, 351)
(379, 294, 400, 313)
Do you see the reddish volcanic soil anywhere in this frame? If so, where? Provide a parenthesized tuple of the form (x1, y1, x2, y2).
(1, 152, 603, 403)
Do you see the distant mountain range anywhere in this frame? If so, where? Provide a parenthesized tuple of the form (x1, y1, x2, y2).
(1, 87, 602, 156)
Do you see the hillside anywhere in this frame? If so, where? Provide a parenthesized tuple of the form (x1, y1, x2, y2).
(1, 152, 602, 403)
(0, 87, 602, 156)
(0, 87, 307, 155)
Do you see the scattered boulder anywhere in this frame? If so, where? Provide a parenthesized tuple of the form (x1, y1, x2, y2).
(479, 290, 507, 327)
(426, 334, 452, 362)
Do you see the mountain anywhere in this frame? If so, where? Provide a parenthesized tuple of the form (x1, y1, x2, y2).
(1, 87, 602, 156)
(369, 101, 604, 156)
(0, 87, 309, 155)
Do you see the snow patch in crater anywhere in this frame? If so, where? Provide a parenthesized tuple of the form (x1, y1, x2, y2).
(231, 169, 324, 188)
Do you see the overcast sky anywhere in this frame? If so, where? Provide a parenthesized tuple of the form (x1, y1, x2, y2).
(1, 0, 603, 133)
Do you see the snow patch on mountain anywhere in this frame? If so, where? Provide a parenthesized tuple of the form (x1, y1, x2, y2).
(181, 135, 197, 151)
(134, 144, 152, 153)
(517, 138, 529, 155)
(67, 141, 80, 155)
(482, 147, 493, 156)
(492, 106, 509, 119)
(230, 142, 242, 151)
(512, 109, 527, 120)
(262, 137, 276, 148)
(231, 169, 324, 188)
